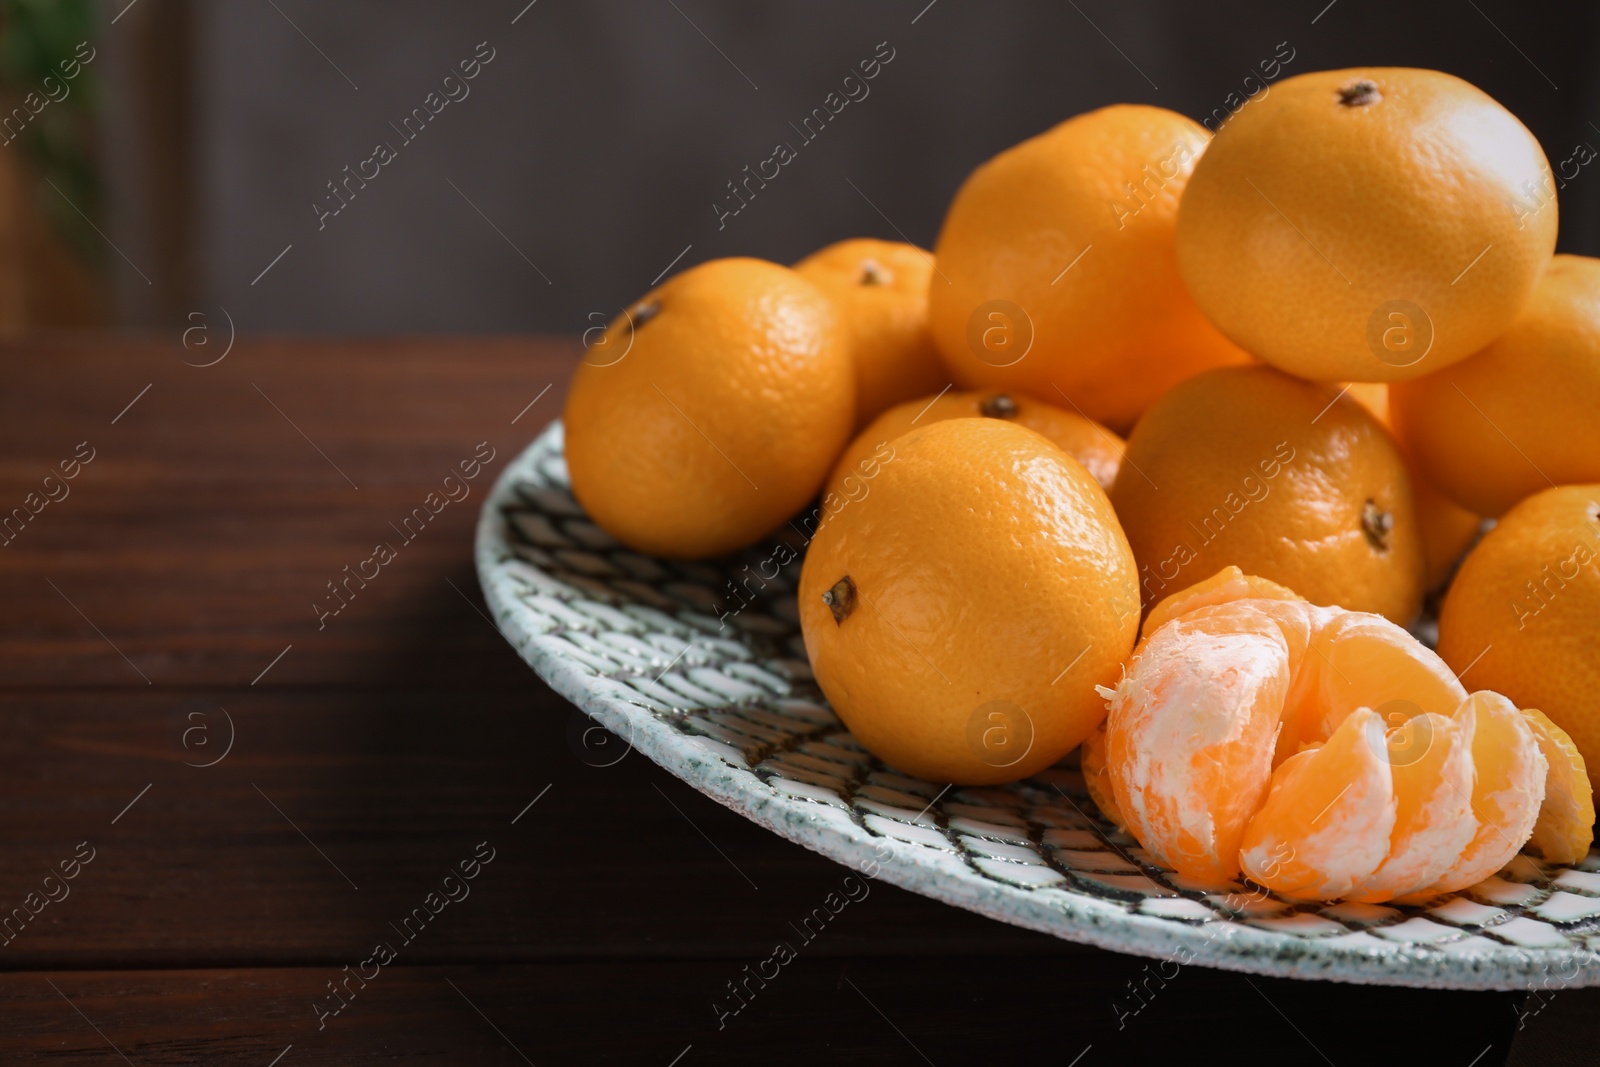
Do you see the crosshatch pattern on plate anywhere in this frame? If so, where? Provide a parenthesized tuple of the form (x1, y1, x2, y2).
(478, 421, 1600, 987)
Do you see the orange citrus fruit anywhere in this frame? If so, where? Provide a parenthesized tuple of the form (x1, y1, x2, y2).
(1080, 723, 1126, 831)
(822, 389, 1123, 503)
(1347, 382, 1482, 590)
(1108, 365, 1425, 624)
(927, 104, 1251, 433)
(1353, 702, 1474, 902)
(1390, 255, 1600, 517)
(1412, 479, 1483, 592)
(1521, 709, 1595, 865)
(1237, 707, 1402, 901)
(1103, 567, 1577, 899)
(1426, 692, 1548, 895)
(1437, 485, 1600, 793)
(798, 417, 1139, 784)
(1176, 67, 1557, 383)
(794, 238, 948, 428)
(564, 257, 852, 558)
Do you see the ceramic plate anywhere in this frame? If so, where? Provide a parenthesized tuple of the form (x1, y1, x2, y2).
(476, 421, 1600, 990)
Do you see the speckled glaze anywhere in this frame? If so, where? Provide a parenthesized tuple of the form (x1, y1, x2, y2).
(476, 421, 1600, 990)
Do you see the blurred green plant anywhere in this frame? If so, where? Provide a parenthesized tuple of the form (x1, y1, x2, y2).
(0, 0, 100, 265)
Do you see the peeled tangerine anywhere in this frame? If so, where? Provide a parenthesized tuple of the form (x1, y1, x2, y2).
(1096, 567, 1592, 902)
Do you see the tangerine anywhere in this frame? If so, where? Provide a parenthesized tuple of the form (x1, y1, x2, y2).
(822, 388, 1122, 504)
(1177, 67, 1556, 382)
(795, 238, 948, 428)
(1390, 255, 1600, 517)
(1347, 382, 1482, 590)
(1109, 365, 1424, 624)
(564, 257, 852, 559)
(799, 417, 1139, 784)
(1437, 485, 1600, 795)
(927, 105, 1251, 432)
(1103, 567, 1577, 900)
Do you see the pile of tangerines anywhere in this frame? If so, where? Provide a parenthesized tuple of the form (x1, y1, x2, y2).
(563, 68, 1600, 903)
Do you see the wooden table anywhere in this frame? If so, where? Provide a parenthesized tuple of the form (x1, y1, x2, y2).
(0, 335, 1582, 1064)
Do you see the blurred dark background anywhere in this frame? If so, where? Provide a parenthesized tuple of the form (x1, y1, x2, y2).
(3, 0, 1599, 335)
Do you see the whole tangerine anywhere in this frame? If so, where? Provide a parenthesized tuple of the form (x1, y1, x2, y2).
(1390, 255, 1600, 518)
(821, 388, 1123, 504)
(1176, 67, 1556, 382)
(794, 238, 948, 428)
(1108, 365, 1425, 624)
(1438, 485, 1600, 795)
(798, 417, 1139, 785)
(927, 104, 1252, 432)
(564, 257, 853, 559)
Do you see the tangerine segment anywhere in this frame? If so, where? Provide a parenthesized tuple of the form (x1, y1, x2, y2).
(1522, 709, 1595, 865)
(1348, 711, 1475, 902)
(1104, 600, 1297, 883)
(1239, 708, 1396, 901)
(1141, 565, 1303, 640)
(1288, 609, 1467, 757)
(1429, 692, 1547, 894)
(1080, 723, 1127, 832)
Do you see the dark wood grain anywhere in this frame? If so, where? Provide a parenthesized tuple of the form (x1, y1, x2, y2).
(0, 336, 1527, 1063)
(0, 688, 1075, 971)
(0, 335, 573, 688)
(0, 961, 1531, 1065)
